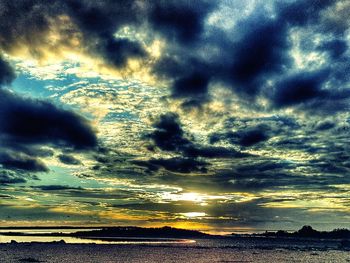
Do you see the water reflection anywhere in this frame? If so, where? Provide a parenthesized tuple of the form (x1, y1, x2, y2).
(0, 234, 196, 245)
(0, 229, 100, 234)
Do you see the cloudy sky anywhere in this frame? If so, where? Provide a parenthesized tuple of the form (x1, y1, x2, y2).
(0, 0, 349, 233)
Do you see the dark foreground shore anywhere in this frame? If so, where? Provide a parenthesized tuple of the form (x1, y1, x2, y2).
(1, 242, 350, 263)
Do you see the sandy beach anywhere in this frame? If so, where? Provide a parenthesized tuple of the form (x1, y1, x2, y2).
(1, 242, 350, 263)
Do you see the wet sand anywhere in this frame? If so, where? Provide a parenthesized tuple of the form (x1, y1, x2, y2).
(1, 242, 350, 263)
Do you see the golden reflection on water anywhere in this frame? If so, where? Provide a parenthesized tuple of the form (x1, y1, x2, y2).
(0, 235, 196, 245)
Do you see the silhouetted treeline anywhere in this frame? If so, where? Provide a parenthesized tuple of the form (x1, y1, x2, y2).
(251, 225, 350, 239)
(72, 226, 210, 238)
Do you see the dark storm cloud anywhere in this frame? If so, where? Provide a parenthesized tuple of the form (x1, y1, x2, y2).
(149, 0, 215, 44)
(4, 145, 55, 158)
(153, 55, 213, 103)
(34, 185, 83, 191)
(0, 0, 52, 54)
(58, 154, 81, 165)
(223, 18, 290, 96)
(231, 0, 348, 111)
(65, 0, 148, 68)
(30, 184, 146, 201)
(211, 125, 271, 147)
(0, 56, 97, 175)
(0, 170, 26, 184)
(172, 72, 210, 98)
(64, 0, 137, 34)
(147, 1, 219, 100)
(0, 0, 147, 68)
(271, 75, 350, 114)
(133, 157, 207, 174)
(0, 89, 97, 149)
(315, 120, 336, 131)
(0, 151, 48, 172)
(235, 128, 270, 147)
(152, 0, 348, 113)
(210, 115, 300, 148)
(95, 38, 146, 68)
(150, 112, 191, 152)
(318, 39, 348, 59)
(0, 0, 213, 70)
(0, 57, 15, 85)
(149, 112, 248, 159)
(272, 70, 329, 107)
(0, 30, 97, 154)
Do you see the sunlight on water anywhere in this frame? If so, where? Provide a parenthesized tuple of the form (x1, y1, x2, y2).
(0, 234, 196, 244)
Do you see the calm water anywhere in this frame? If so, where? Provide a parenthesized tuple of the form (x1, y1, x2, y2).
(0, 229, 195, 245)
(0, 228, 100, 234)
(0, 235, 194, 245)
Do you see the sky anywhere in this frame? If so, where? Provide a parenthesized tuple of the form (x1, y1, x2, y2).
(0, 0, 349, 234)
